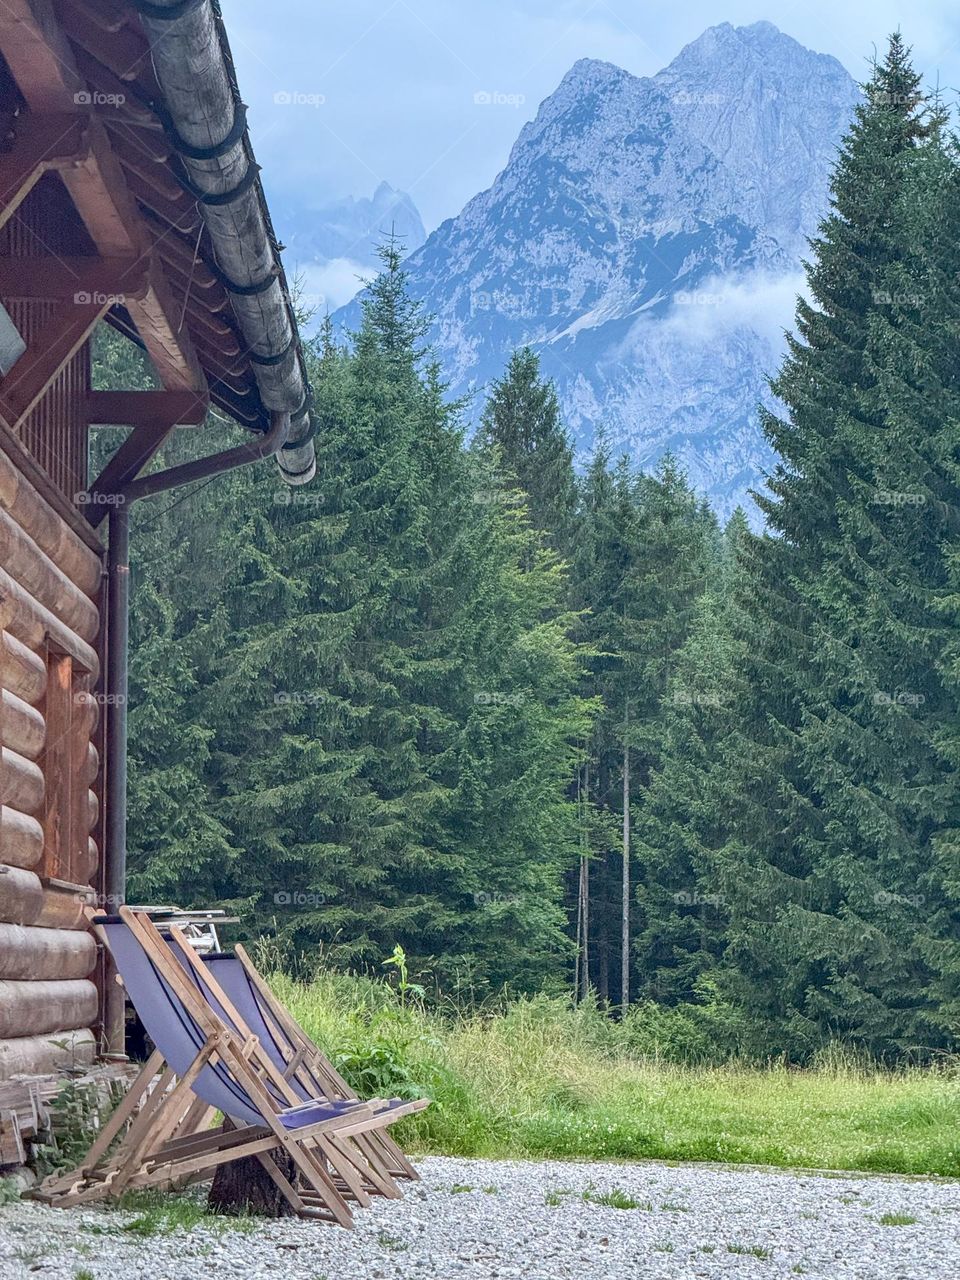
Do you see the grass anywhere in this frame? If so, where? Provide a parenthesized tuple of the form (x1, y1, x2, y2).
(81, 1191, 258, 1238)
(727, 1243, 774, 1259)
(268, 969, 960, 1178)
(581, 1186, 647, 1209)
(878, 1212, 918, 1226)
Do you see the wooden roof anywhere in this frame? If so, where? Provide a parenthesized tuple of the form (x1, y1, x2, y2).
(0, 0, 309, 437)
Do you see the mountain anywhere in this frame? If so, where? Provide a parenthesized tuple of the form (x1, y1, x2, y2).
(283, 182, 426, 313)
(333, 23, 861, 520)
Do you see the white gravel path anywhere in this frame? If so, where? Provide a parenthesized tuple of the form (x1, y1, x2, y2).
(0, 1155, 957, 1280)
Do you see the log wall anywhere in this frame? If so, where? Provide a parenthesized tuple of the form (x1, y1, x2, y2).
(0, 433, 103, 1078)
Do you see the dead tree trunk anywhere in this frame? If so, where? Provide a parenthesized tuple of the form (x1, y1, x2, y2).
(621, 699, 630, 1010)
(207, 1118, 297, 1217)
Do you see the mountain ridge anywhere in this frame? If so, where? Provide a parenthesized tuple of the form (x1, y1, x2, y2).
(332, 23, 862, 520)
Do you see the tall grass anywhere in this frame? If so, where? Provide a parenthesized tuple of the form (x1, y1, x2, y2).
(267, 968, 960, 1177)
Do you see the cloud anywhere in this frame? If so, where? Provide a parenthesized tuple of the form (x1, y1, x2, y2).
(633, 269, 807, 356)
(288, 259, 374, 323)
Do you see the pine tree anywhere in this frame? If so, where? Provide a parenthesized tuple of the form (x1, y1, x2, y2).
(570, 448, 714, 1003)
(634, 512, 744, 1005)
(479, 347, 578, 552)
(196, 247, 591, 990)
(716, 36, 960, 1056)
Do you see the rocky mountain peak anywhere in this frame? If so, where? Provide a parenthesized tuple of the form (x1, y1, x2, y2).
(333, 24, 861, 521)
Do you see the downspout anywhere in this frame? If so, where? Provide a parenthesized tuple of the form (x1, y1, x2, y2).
(101, 411, 290, 1054)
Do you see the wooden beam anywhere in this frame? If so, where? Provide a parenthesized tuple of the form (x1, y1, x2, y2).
(0, 0, 86, 115)
(85, 420, 173, 530)
(0, 114, 89, 230)
(86, 390, 208, 427)
(0, 254, 148, 301)
(0, 299, 110, 431)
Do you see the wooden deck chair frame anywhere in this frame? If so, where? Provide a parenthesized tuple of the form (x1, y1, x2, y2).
(35, 909, 425, 1224)
(164, 926, 408, 1203)
(231, 942, 421, 1182)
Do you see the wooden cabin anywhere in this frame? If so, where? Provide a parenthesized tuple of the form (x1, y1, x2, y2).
(0, 0, 314, 1115)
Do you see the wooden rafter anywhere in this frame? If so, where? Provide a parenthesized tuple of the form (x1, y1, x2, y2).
(85, 391, 210, 525)
(86, 390, 208, 428)
(0, 0, 207, 397)
(0, 113, 89, 231)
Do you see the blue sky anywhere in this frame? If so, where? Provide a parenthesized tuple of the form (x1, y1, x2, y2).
(223, 0, 960, 233)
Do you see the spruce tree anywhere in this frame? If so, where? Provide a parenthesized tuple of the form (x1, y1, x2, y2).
(717, 36, 960, 1056)
(479, 347, 578, 552)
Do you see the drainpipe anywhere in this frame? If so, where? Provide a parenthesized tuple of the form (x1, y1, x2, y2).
(101, 411, 290, 1053)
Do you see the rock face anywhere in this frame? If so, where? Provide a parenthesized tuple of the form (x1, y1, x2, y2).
(333, 22, 861, 521)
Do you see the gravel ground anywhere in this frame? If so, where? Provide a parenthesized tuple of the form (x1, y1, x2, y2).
(0, 1155, 957, 1280)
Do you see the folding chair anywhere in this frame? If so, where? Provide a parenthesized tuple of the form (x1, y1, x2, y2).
(35, 908, 427, 1224)
(193, 943, 421, 1184)
(164, 929, 411, 1200)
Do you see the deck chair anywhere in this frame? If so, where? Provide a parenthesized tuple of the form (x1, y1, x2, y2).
(163, 930, 417, 1200)
(194, 945, 420, 1183)
(35, 908, 427, 1224)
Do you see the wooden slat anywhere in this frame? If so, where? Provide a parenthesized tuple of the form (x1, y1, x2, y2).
(0, 507, 100, 641)
(0, 0, 208, 395)
(0, 254, 148, 301)
(1, 690, 43, 761)
(0, 422, 105, 566)
(41, 653, 72, 880)
(0, 863, 43, 923)
(86, 390, 208, 427)
(0, 747, 44, 816)
(0, 299, 110, 433)
(0, 562, 99, 677)
(1, 632, 46, 705)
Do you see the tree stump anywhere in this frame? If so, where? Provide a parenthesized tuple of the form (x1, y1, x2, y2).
(207, 1118, 297, 1217)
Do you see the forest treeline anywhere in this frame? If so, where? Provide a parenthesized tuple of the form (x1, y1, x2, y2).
(98, 36, 960, 1063)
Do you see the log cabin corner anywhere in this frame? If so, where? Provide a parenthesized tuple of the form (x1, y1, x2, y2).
(0, 0, 314, 1149)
